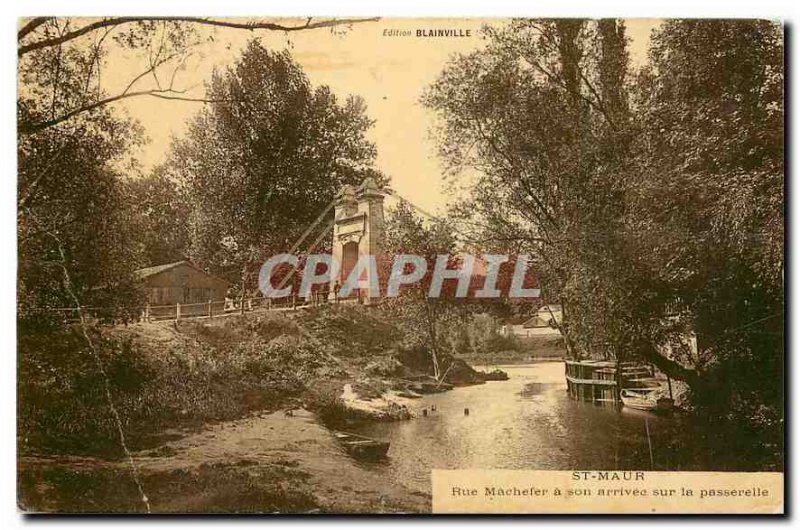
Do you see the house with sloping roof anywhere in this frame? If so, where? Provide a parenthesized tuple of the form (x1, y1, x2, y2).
(134, 261, 230, 308)
(533, 304, 562, 325)
(501, 315, 532, 337)
(502, 304, 564, 338)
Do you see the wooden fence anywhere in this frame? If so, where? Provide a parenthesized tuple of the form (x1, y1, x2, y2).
(20, 290, 346, 325)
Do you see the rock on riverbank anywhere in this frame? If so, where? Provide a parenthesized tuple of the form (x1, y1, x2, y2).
(338, 384, 413, 421)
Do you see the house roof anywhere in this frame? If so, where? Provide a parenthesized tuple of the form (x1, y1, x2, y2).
(133, 260, 230, 285)
(523, 316, 552, 329)
(537, 304, 562, 313)
(133, 261, 186, 279)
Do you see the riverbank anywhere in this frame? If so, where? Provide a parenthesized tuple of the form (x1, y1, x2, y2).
(459, 335, 566, 366)
(19, 409, 429, 513)
(18, 304, 490, 512)
(19, 305, 489, 457)
(19, 361, 782, 512)
(463, 355, 564, 366)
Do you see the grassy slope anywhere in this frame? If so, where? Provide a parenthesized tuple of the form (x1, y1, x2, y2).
(18, 305, 450, 513)
(18, 305, 448, 457)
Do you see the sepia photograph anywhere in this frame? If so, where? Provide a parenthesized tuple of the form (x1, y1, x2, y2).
(14, 13, 784, 515)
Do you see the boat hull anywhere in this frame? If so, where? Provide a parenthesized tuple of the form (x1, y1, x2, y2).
(620, 390, 674, 412)
(333, 431, 390, 460)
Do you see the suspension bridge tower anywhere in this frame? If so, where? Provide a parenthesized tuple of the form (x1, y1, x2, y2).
(329, 177, 385, 303)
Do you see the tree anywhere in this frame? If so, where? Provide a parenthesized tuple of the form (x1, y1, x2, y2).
(166, 41, 378, 291)
(123, 168, 191, 266)
(423, 19, 643, 364)
(381, 202, 464, 380)
(18, 111, 145, 316)
(17, 17, 378, 135)
(17, 16, 157, 316)
(425, 18, 784, 455)
(631, 20, 784, 426)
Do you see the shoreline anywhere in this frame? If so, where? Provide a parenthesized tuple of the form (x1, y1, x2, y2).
(462, 356, 565, 366)
(18, 408, 431, 514)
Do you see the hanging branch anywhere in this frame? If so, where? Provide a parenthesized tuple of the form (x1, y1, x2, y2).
(18, 16, 380, 57)
(18, 16, 380, 134)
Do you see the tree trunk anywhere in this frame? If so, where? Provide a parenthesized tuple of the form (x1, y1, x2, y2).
(639, 344, 702, 389)
(425, 300, 441, 380)
(555, 297, 580, 360)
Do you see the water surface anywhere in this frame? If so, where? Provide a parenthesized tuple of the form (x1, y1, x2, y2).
(351, 362, 737, 494)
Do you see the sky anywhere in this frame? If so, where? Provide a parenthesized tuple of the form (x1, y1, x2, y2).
(110, 18, 661, 214)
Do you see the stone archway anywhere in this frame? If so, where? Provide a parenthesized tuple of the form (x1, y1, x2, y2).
(329, 177, 385, 303)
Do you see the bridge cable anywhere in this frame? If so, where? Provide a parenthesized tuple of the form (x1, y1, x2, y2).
(284, 198, 336, 256)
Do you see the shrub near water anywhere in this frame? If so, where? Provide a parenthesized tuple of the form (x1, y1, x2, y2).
(18, 318, 154, 456)
(18, 306, 407, 457)
(18, 312, 332, 456)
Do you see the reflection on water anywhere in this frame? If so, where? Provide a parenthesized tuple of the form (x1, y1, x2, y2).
(350, 362, 746, 495)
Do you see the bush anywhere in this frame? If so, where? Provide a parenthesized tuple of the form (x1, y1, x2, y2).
(17, 305, 412, 457)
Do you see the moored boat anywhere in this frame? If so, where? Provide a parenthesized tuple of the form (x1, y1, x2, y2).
(620, 389, 674, 412)
(333, 431, 390, 460)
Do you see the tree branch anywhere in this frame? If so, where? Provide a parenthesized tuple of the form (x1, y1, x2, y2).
(472, 117, 559, 231)
(18, 16, 380, 57)
(18, 17, 53, 41)
(19, 88, 230, 134)
(639, 344, 702, 388)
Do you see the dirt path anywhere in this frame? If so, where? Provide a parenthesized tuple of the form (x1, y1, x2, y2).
(19, 410, 430, 513)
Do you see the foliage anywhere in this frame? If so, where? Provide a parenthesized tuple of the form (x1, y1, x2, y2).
(423, 19, 783, 444)
(166, 41, 378, 289)
(123, 168, 192, 266)
(423, 19, 640, 363)
(18, 113, 145, 313)
(381, 202, 465, 378)
(19, 305, 409, 456)
(455, 313, 520, 355)
(630, 20, 784, 427)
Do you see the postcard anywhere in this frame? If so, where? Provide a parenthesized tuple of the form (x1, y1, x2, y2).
(17, 16, 784, 514)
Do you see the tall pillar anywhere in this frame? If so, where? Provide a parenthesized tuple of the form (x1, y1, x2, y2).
(329, 177, 385, 303)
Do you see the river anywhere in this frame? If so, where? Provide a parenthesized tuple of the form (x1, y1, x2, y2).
(18, 361, 772, 512)
(349, 362, 743, 496)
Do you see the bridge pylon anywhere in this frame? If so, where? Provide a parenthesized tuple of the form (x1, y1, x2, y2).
(329, 177, 385, 304)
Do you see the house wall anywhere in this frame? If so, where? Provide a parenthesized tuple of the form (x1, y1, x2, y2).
(143, 264, 229, 306)
(503, 324, 561, 337)
(524, 326, 562, 336)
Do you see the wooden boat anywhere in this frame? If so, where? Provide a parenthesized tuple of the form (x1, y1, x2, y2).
(620, 389, 674, 412)
(333, 431, 390, 460)
(625, 378, 662, 391)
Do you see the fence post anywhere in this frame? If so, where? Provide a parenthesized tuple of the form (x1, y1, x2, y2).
(145, 303, 151, 323)
(241, 296, 245, 315)
(292, 294, 296, 309)
(176, 302, 181, 321)
(268, 298, 272, 311)
(208, 299, 212, 318)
